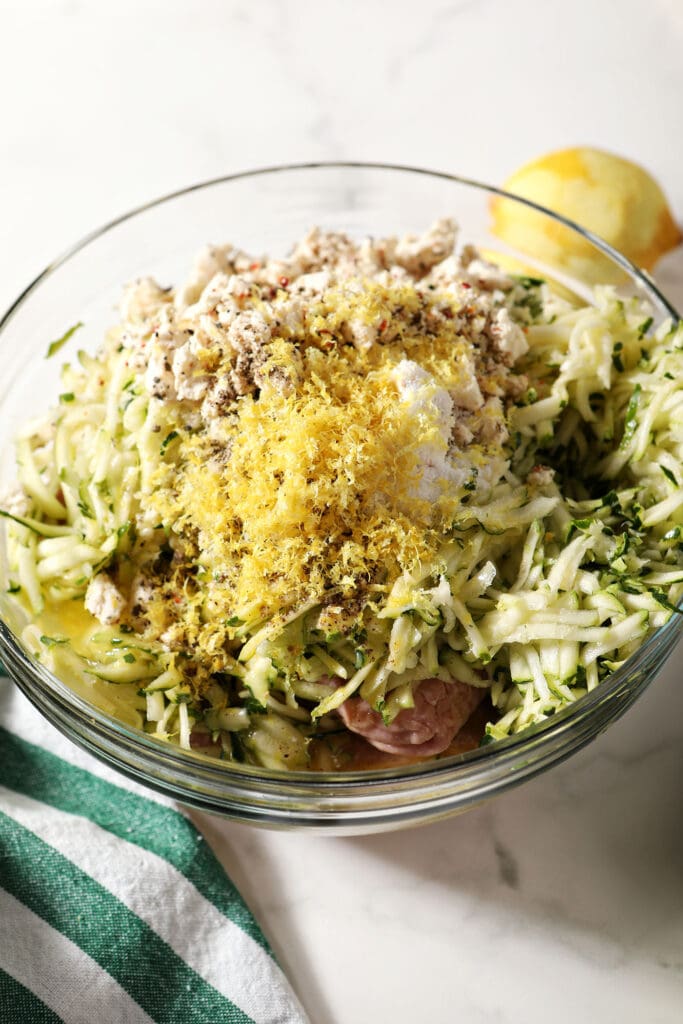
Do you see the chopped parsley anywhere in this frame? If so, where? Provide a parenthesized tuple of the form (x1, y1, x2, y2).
(160, 430, 179, 455)
(40, 635, 69, 648)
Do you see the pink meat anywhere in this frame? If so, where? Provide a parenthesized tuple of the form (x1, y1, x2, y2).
(189, 730, 216, 749)
(337, 677, 485, 757)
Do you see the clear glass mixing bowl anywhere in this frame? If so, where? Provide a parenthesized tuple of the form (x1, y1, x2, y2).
(0, 163, 680, 834)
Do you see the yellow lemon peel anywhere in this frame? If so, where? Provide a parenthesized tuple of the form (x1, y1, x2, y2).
(491, 147, 681, 283)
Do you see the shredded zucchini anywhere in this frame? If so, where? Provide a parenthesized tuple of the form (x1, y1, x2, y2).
(3, 233, 682, 767)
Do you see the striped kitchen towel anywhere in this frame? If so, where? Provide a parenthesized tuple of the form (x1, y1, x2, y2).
(0, 676, 308, 1024)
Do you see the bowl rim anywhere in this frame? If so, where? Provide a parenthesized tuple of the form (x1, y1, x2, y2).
(0, 160, 681, 790)
(1, 160, 679, 337)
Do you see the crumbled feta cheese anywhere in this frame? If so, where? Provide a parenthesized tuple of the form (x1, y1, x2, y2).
(291, 227, 357, 273)
(294, 271, 331, 297)
(392, 360, 468, 502)
(175, 245, 243, 311)
(119, 277, 171, 324)
(273, 294, 307, 335)
(463, 257, 515, 292)
(226, 309, 271, 356)
(344, 318, 378, 352)
(1, 485, 32, 519)
(172, 339, 211, 402)
(85, 574, 126, 625)
(394, 218, 457, 276)
(144, 344, 177, 401)
(201, 379, 236, 421)
(486, 306, 528, 361)
(450, 354, 484, 412)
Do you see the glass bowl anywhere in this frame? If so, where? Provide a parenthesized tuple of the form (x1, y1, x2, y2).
(0, 163, 680, 834)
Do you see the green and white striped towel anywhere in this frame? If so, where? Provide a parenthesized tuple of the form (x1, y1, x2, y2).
(0, 675, 308, 1024)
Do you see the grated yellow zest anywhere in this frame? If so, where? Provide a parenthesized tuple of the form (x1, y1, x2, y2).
(147, 280, 508, 646)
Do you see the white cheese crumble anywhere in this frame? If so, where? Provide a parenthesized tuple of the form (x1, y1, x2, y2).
(392, 360, 468, 501)
(84, 573, 126, 625)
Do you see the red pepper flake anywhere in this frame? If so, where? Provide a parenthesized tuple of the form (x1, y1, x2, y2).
(173, 595, 182, 604)
(249, 261, 260, 271)
(378, 319, 387, 333)
(279, 276, 290, 288)
(461, 282, 471, 290)
(442, 307, 454, 320)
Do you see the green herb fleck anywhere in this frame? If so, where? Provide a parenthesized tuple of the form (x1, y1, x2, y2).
(463, 468, 478, 493)
(612, 343, 624, 373)
(40, 635, 69, 648)
(46, 322, 84, 359)
(660, 465, 679, 487)
(637, 317, 654, 339)
(516, 275, 545, 288)
(160, 430, 179, 455)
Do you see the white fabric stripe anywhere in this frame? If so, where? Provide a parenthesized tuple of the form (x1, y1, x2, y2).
(0, 679, 177, 809)
(0, 887, 156, 1024)
(0, 786, 307, 1024)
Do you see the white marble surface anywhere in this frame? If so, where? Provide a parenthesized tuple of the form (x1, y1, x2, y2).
(2, 1, 683, 1021)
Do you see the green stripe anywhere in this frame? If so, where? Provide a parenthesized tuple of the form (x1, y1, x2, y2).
(0, 726, 267, 951)
(0, 967, 63, 1023)
(0, 812, 253, 1024)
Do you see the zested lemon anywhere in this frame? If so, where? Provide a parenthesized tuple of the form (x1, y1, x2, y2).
(491, 147, 681, 283)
